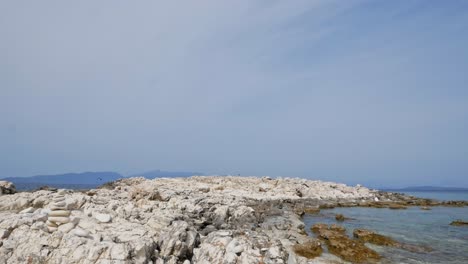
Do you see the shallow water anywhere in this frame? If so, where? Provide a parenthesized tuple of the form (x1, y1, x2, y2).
(303, 207, 468, 263)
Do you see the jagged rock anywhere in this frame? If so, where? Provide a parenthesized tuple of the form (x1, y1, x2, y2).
(158, 221, 200, 261)
(0, 176, 390, 263)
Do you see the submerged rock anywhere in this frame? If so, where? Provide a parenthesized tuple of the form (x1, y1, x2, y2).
(450, 220, 468, 226)
(312, 224, 381, 263)
(335, 213, 345, 221)
(353, 229, 398, 246)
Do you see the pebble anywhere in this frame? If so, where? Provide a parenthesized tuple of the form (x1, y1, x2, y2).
(19, 207, 35, 214)
(52, 201, 66, 207)
(95, 214, 112, 223)
(48, 216, 70, 224)
(46, 220, 58, 227)
(47, 226, 58, 232)
(58, 222, 75, 233)
(49, 210, 71, 217)
(73, 228, 90, 237)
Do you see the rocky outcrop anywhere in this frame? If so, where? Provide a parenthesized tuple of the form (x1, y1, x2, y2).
(0, 176, 382, 263)
(0, 181, 15, 195)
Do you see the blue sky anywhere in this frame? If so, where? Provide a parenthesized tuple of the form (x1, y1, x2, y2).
(1, 0, 468, 187)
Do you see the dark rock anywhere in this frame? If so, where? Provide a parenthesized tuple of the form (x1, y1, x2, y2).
(35, 186, 58, 192)
(335, 214, 345, 221)
(0, 181, 16, 195)
(200, 225, 217, 236)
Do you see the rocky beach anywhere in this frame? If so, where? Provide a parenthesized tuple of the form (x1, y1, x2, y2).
(0, 176, 466, 264)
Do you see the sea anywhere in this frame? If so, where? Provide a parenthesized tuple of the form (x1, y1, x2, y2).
(303, 191, 468, 263)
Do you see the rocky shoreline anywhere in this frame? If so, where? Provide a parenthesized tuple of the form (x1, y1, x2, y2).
(0, 176, 466, 263)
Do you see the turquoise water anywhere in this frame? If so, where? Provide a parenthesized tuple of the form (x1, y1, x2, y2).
(304, 207, 468, 263)
(401, 191, 468, 201)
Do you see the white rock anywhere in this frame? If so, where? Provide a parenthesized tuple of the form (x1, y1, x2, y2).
(46, 220, 58, 227)
(47, 226, 58, 232)
(51, 201, 66, 207)
(19, 207, 35, 213)
(49, 210, 71, 217)
(48, 216, 70, 224)
(73, 228, 90, 237)
(95, 213, 112, 223)
(58, 222, 75, 233)
(50, 205, 67, 210)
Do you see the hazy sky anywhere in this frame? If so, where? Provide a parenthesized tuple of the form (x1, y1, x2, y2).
(1, 0, 468, 187)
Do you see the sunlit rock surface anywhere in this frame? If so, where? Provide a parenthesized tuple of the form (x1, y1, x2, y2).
(0, 176, 381, 263)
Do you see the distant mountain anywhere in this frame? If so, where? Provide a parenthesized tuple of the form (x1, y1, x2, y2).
(129, 169, 203, 179)
(2, 172, 123, 191)
(382, 186, 468, 192)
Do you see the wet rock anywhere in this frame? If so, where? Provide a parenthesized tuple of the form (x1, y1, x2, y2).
(335, 214, 345, 221)
(388, 203, 407, 210)
(353, 229, 398, 246)
(292, 239, 323, 259)
(326, 234, 380, 263)
(313, 224, 381, 263)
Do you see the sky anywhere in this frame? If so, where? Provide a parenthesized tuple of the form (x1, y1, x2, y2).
(1, 0, 468, 188)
